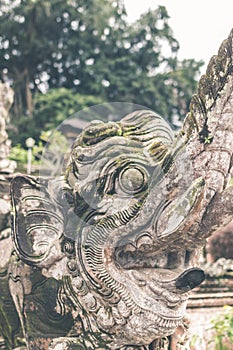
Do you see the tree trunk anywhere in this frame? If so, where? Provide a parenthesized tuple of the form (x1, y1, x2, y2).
(25, 68, 33, 117)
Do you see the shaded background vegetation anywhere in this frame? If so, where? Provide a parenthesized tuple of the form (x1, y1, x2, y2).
(0, 0, 203, 151)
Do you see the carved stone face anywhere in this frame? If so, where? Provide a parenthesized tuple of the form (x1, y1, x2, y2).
(63, 110, 205, 346)
(11, 110, 205, 348)
(9, 29, 233, 348)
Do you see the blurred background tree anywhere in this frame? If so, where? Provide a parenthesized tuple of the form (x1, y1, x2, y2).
(0, 0, 203, 149)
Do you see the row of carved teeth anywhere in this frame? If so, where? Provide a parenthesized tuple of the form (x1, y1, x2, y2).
(148, 282, 181, 304)
(116, 248, 171, 269)
(116, 246, 190, 272)
(153, 313, 182, 329)
(130, 271, 188, 308)
(117, 232, 153, 251)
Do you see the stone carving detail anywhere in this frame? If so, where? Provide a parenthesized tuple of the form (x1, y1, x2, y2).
(10, 112, 202, 350)
(0, 83, 16, 240)
(1, 30, 233, 349)
(0, 82, 16, 174)
(0, 82, 22, 350)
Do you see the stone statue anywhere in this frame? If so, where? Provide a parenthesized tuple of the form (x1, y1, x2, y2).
(1, 30, 233, 349)
(0, 82, 16, 174)
(0, 82, 21, 349)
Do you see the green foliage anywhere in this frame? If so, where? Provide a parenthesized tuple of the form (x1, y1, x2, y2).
(189, 306, 233, 350)
(210, 306, 233, 350)
(151, 59, 204, 125)
(1, 0, 204, 147)
(9, 88, 104, 145)
(9, 129, 70, 173)
(9, 143, 40, 172)
(0, 0, 124, 116)
(33, 88, 104, 132)
(9, 144, 29, 165)
(40, 129, 69, 154)
(37, 130, 70, 176)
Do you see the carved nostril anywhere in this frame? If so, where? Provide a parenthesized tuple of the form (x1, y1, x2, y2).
(175, 267, 205, 292)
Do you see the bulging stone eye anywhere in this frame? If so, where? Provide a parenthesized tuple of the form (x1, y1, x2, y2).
(119, 167, 146, 194)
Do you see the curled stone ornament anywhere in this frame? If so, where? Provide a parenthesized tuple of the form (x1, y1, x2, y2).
(2, 30, 233, 349)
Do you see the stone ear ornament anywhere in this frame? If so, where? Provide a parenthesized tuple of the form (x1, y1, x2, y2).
(11, 175, 65, 267)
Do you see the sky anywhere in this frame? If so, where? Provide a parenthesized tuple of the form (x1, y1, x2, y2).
(124, 0, 233, 72)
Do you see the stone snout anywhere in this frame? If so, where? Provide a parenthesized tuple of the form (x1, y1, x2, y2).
(165, 267, 206, 293)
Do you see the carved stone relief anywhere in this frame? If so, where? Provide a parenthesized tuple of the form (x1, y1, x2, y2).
(1, 30, 233, 349)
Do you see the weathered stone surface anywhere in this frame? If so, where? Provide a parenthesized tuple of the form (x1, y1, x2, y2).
(2, 30, 233, 349)
(0, 82, 15, 237)
(0, 82, 16, 173)
(0, 83, 22, 350)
